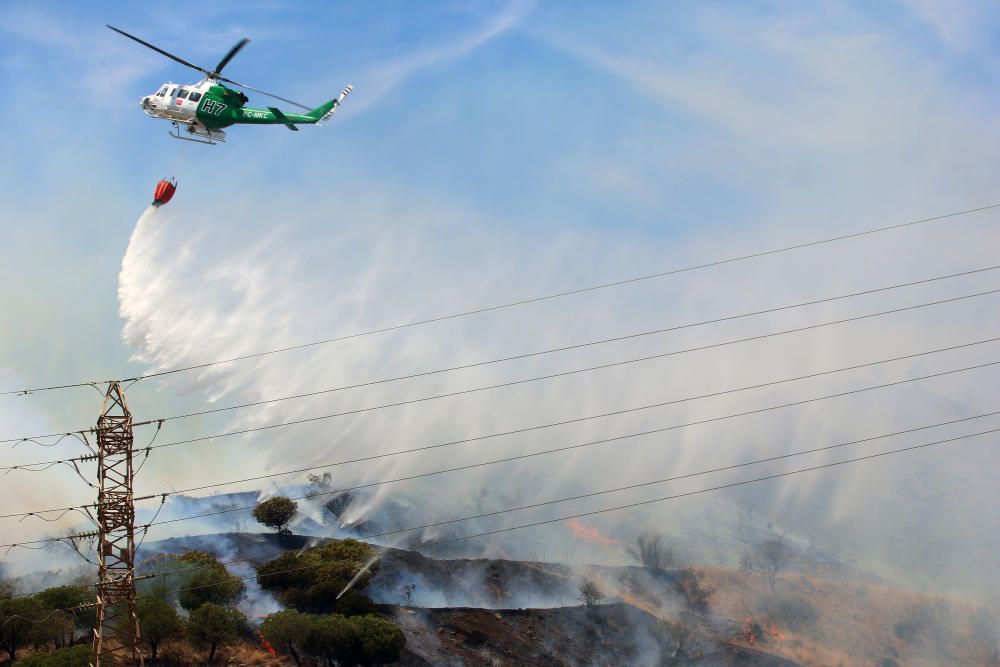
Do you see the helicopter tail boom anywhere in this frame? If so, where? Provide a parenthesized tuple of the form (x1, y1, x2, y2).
(308, 85, 353, 124)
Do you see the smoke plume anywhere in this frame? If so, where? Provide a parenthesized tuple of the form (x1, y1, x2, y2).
(113, 189, 1000, 603)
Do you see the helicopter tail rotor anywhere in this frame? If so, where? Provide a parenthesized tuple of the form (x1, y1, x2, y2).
(311, 85, 353, 125)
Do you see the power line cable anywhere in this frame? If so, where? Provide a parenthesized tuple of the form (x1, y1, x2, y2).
(5, 331, 1000, 479)
(90, 332, 1000, 453)
(409, 426, 1000, 548)
(71, 290, 1000, 458)
(129, 287, 1000, 427)
(7, 357, 1000, 525)
(4, 423, 997, 618)
(3, 349, 998, 539)
(124, 408, 1000, 534)
(4, 202, 997, 397)
(8, 265, 997, 446)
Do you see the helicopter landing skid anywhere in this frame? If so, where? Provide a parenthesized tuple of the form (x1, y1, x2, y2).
(169, 121, 226, 145)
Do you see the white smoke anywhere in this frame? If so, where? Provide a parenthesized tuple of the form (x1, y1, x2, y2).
(99, 1, 1000, 602)
(113, 185, 1000, 601)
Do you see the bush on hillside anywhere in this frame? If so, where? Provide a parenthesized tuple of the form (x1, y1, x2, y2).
(257, 539, 378, 614)
(253, 496, 299, 534)
(17, 645, 91, 667)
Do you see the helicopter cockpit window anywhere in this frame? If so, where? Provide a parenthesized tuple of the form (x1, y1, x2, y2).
(157, 87, 168, 97)
(177, 89, 189, 99)
(188, 92, 202, 102)
(169, 87, 178, 96)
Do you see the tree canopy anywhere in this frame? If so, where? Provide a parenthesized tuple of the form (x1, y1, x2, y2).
(0, 596, 44, 661)
(261, 611, 405, 667)
(261, 609, 311, 666)
(35, 586, 95, 649)
(257, 539, 378, 614)
(304, 614, 354, 666)
(348, 614, 406, 665)
(253, 496, 299, 533)
(188, 603, 246, 662)
(137, 594, 183, 660)
(174, 551, 245, 612)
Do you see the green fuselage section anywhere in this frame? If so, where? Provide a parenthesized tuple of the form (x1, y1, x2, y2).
(194, 84, 335, 129)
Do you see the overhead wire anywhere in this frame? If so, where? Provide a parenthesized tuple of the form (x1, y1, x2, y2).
(4, 420, 997, 619)
(3, 202, 998, 398)
(117, 407, 1000, 534)
(6, 351, 1000, 525)
(129, 286, 1000, 428)
(6, 286, 993, 466)
(410, 426, 1000, 549)
(7, 264, 998, 446)
(3, 344, 999, 534)
(3, 208, 999, 623)
(0, 336, 1000, 486)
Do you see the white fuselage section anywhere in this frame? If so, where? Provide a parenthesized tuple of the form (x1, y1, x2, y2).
(140, 80, 213, 123)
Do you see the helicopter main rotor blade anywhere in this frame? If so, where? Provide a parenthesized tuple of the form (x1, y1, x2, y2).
(107, 25, 210, 78)
(218, 76, 312, 111)
(214, 38, 250, 76)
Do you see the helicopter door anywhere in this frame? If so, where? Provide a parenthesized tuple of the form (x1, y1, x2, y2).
(163, 86, 184, 120)
(168, 87, 198, 121)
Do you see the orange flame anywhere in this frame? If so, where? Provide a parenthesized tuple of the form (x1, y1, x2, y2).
(741, 617, 782, 644)
(259, 630, 278, 657)
(566, 518, 619, 545)
(621, 590, 659, 616)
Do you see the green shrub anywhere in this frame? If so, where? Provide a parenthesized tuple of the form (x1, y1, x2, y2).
(347, 614, 406, 665)
(137, 596, 183, 660)
(188, 603, 245, 662)
(262, 611, 405, 667)
(261, 609, 312, 666)
(257, 539, 378, 614)
(17, 645, 91, 667)
(170, 552, 245, 612)
(253, 496, 299, 533)
(0, 596, 44, 661)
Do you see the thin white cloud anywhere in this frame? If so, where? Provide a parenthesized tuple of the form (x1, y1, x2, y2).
(0, 6, 156, 105)
(341, 0, 535, 117)
(899, 0, 996, 52)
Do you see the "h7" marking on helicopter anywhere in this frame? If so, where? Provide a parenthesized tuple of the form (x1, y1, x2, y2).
(201, 99, 228, 116)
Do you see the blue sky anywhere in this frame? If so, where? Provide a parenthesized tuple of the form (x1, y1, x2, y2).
(3, 0, 996, 393)
(3, 1, 1000, 595)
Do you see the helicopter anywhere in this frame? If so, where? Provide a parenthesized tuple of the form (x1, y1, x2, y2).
(108, 25, 352, 145)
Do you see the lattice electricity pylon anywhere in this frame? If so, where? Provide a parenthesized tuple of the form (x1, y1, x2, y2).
(91, 382, 144, 666)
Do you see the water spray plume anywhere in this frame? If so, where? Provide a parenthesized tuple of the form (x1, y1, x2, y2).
(336, 552, 381, 600)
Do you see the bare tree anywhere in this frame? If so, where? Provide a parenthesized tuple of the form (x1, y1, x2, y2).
(627, 531, 676, 571)
(757, 539, 788, 593)
(676, 568, 715, 609)
(578, 578, 603, 612)
(739, 551, 754, 573)
(308, 472, 332, 487)
(400, 583, 416, 606)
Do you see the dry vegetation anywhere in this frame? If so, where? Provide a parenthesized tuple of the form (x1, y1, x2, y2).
(697, 567, 997, 666)
(149, 639, 287, 667)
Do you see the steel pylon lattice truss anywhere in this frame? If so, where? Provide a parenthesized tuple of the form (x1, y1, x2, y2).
(91, 382, 144, 666)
